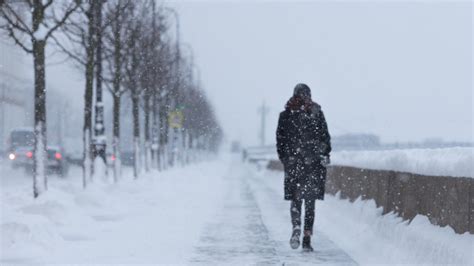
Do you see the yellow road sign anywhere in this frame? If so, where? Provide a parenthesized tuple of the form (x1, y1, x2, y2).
(169, 110, 184, 129)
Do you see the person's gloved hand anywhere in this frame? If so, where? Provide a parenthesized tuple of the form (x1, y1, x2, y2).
(320, 156, 330, 166)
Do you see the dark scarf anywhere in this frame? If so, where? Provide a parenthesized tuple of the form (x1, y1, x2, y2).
(285, 96, 313, 112)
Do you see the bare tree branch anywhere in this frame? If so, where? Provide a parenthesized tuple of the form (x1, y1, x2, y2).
(50, 34, 86, 65)
(0, 4, 32, 35)
(43, 0, 54, 10)
(44, 1, 80, 41)
(24, 0, 34, 8)
(5, 24, 32, 53)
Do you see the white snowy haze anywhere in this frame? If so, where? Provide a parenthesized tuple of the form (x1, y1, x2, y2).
(2, 0, 471, 147)
(167, 0, 473, 146)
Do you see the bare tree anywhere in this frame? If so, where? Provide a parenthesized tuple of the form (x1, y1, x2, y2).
(50, 0, 97, 188)
(139, 1, 166, 172)
(0, 0, 80, 198)
(2, 0, 222, 196)
(103, 0, 130, 182)
(53, 0, 131, 185)
(123, 2, 144, 179)
(156, 43, 174, 170)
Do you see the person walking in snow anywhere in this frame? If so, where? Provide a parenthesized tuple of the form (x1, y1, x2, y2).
(276, 83, 331, 252)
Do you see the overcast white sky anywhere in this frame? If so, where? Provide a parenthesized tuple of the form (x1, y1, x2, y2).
(4, 0, 471, 147)
(165, 0, 472, 146)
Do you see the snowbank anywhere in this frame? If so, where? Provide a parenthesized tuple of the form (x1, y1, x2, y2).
(332, 147, 474, 178)
(0, 161, 226, 264)
(318, 193, 474, 265)
(259, 168, 474, 265)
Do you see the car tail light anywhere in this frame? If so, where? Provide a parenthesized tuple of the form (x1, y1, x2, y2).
(55, 152, 62, 160)
(26, 151, 33, 158)
(8, 153, 16, 160)
(111, 155, 116, 161)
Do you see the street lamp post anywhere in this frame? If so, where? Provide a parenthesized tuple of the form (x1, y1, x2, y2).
(92, 0, 107, 173)
(162, 7, 181, 167)
(178, 43, 196, 165)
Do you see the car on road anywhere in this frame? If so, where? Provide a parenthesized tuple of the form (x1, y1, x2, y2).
(6, 128, 69, 176)
(8, 146, 69, 177)
(6, 128, 35, 169)
(7, 128, 35, 152)
(106, 151, 134, 167)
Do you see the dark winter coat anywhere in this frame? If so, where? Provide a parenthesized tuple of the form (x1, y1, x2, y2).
(276, 96, 331, 201)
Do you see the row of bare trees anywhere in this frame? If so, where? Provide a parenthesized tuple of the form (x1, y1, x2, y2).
(0, 0, 222, 198)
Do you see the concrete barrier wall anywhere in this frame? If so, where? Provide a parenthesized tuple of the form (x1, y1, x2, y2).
(266, 160, 474, 234)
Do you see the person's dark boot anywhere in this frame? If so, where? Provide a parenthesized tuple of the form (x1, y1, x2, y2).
(289, 227, 301, 249)
(302, 236, 314, 252)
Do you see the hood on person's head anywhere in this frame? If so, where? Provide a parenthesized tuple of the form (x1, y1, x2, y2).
(286, 83, 314, 112)
(293, 83, 311, 100)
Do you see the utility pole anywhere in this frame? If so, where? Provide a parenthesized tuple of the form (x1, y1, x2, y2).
(258, 101, 269, 147)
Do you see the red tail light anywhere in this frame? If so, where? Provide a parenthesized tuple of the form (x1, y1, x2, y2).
(26, 151, 33, 158)
(55, 152, 62, 160)
(111, 155, 116, 161)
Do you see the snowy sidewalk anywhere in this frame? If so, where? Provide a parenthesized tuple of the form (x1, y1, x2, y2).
(191, 160, 357, 265)
(4, 156, 470, 264)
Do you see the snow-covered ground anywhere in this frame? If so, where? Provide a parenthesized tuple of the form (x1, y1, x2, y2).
(1, 161, 225, 264)
(1, 155, 473, 264)
(331, 147, 474, 178)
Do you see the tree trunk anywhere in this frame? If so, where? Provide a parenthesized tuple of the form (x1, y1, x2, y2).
(83, 2, 95, 187)
(182, 130, 188, 165)
(112, 94, 121, 182)
(152, 94, 159, 170)
(158, 96, 169, 170)
(132, 94, 140, 179)
(33, 39, 47, 198)
(144, 94, 151, 171)
(188, 132, 194, 163)
(111, 5, 122, 182)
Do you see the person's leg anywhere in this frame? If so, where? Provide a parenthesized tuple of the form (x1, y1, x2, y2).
(290, 199, 302, 249)
(303, 199, 316, 235)
(302, 199, 316, 251)
(291, 199, 302, 229)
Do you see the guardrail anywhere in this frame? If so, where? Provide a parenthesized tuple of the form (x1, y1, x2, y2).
(266, 159, 474, 235)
